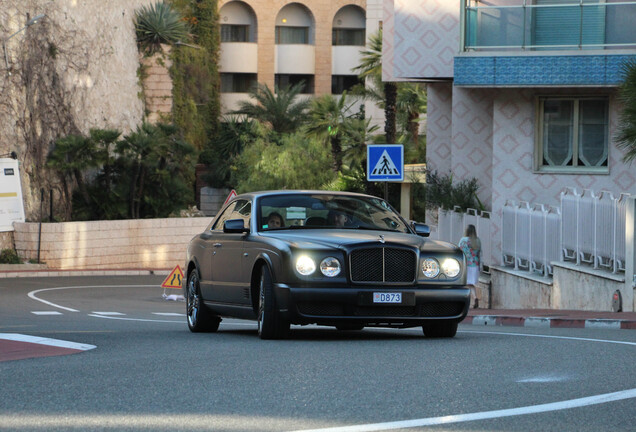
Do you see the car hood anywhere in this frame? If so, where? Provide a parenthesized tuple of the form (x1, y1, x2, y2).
(261, 230, 456, 252)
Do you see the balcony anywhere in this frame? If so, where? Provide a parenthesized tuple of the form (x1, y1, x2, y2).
(220, 42, 258, 73)
(456, 1, 636, 87)
(462, 0, 636, 52)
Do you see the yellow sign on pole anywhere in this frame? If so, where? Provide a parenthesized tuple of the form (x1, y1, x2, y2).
(161, 265, 184, 289)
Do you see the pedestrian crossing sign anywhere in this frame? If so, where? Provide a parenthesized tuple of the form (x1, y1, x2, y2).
(367, 145, 404, 181)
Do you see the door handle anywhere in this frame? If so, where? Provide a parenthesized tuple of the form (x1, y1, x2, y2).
(213, 243, 222, 248)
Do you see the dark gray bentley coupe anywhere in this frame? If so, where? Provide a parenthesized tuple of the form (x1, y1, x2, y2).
(183, 190, 470, 339)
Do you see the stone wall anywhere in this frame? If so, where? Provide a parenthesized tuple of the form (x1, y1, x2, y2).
(13, 217, 211, 270)
(0, 0, 154, 221)
(490, 263, 634, 312)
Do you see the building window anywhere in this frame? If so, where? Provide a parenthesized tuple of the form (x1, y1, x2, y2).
(536, 97, 609, 173)
(220, 73, 257, 93)
(275, 26, 309, 44)
(275, 74, 314, 94)
(331, 75, 362, 94)
(332, 28, 365, 46)
(221, 24, 249, 42)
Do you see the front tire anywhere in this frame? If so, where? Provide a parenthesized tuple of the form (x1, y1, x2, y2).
(186, 270, 221, 333)
(422, 321, 458, 338)
(257, 266, 289, 340)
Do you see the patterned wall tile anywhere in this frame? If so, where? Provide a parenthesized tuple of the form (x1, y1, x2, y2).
(456, 55, 636, 87)
(391, 0, 459, 79)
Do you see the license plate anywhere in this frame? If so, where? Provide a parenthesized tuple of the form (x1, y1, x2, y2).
(373, 292, 402, 304)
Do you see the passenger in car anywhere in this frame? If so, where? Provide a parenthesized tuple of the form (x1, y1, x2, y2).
(328, 210, 350, 227)
(265, 212, 284, 229)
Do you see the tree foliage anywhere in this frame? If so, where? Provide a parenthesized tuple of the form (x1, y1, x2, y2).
(47, 124, 195, 220)
(231, 82, 311, 135)
(616, 60, 636, 164)
(232, 133, 336, 192)
(169, 0, 220, 151)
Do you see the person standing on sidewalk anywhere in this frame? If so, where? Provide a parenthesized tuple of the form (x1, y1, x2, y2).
(458, 224, 481, 308)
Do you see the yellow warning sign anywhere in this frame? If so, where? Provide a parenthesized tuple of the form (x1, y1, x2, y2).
(161, 265, 184, 289)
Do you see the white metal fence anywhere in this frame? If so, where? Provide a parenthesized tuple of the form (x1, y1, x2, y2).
(559, 188, 629, 274)
(435, 188, 629, 277)
(501, 201, 561, 277)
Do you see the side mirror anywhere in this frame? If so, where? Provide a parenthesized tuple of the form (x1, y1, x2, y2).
(412, 222, 430, 237)
(224, 219, 249, 234)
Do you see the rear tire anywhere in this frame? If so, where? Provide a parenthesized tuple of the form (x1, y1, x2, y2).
(186, 270, 221, 333)
(422, 321, 458, 338)
(257, 266, 289, 340)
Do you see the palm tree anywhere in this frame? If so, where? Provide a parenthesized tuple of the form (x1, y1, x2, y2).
(231, 82, 310, 135)
(616, 60, 636, 164)
(134, 1, 190, 55)
(341, 117, 380, 174)
(353, 28, 397, 143)
(305, 92, 357, 171)
(397, 84, 427, 149)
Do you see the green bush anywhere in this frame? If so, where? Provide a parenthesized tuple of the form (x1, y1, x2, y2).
(424, 170, 483, 212)
(0, 249, 21, 264)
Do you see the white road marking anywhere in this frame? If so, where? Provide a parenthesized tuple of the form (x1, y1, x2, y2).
(91, 312, 125, 316)
(88, 314, 183, 323)
(516, 374, 573, 383)
(0, 333, 96, 351)
(291, 388, 636, 432)
(27, 285, 157, 312)
(152, 312, 184, 316)
(31, 311, 63, 315)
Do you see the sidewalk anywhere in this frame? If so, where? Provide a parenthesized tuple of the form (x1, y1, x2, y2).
(465, 308, 636, 330)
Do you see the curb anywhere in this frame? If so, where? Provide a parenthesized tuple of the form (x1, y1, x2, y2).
(464, 315, 636, 331)
(0, 269, 171, 278)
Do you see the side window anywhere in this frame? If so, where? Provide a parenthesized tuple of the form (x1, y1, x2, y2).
(230, 200, 251, 227)
(211, 202, 237, 231)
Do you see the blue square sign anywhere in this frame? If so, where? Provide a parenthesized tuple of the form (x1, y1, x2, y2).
(367, 145, 404, 181)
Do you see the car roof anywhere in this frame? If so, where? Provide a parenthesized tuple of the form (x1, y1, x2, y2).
(232, 190, 382, 201)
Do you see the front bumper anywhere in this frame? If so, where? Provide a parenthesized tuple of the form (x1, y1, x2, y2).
(274, 283, 471, 327)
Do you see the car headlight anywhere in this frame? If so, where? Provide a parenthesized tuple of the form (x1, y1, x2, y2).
(421, 258, 440, 278)
(441, 258, 461, 278)
(320, 257, 341, 277)
(296, 255, 316, 275)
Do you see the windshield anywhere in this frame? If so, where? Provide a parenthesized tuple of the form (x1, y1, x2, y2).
(258, 193, 411, 233)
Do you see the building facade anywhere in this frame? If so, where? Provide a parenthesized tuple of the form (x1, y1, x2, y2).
(383, 0, 636, 267)
(218, 0, 381, 119)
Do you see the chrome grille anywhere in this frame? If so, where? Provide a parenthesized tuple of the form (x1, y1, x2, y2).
(349, 247, 416, 284)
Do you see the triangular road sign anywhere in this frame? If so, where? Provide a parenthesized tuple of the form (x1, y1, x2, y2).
(371, 150, 400, 176)
(223, 189, 237, 206)
(161, 265, 184, 289)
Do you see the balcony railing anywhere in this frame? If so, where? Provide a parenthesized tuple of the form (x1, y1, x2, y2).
(461, 0, 636, 52)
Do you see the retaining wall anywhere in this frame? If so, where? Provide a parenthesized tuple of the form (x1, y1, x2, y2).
(13, 218, 211, 270)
